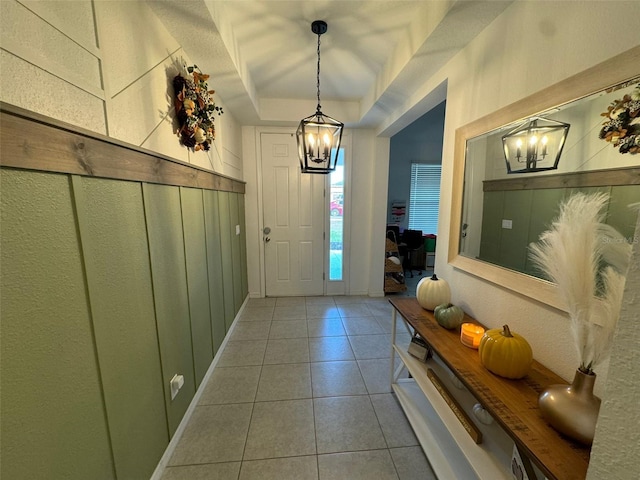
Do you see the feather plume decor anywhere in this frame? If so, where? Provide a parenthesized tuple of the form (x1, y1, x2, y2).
(529, 192, 633, 375)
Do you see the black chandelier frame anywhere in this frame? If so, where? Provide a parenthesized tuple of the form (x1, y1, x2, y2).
(296, 20, 344, 174)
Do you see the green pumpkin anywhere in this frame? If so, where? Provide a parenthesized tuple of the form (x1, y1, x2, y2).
(434, 303, 464, 330)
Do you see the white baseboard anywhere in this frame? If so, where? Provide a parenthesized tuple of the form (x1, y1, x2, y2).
(149, 295, 249, 480)
(368, 291, 386, 298)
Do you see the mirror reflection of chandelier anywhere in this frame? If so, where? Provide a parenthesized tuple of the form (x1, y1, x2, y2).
(502, 117, 570, 174)
(296, 20, 344, 174)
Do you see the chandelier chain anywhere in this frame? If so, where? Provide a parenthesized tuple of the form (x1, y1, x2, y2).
(316, 32, 321, 112)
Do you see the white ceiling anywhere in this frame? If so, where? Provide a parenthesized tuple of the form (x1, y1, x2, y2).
(149, 0, 512, 133)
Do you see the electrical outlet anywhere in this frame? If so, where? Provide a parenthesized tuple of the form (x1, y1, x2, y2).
(170, 374, 184, 400)
(502, 219, 513, 229)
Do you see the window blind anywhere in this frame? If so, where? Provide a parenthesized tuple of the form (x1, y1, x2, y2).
(408, 163, 441, 234)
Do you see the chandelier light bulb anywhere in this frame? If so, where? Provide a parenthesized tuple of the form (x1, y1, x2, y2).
(323, 132, 331, 157)
(307, 133, 315, 156)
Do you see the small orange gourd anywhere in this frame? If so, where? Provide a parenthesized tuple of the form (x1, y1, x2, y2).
(478, 325, 533, 379)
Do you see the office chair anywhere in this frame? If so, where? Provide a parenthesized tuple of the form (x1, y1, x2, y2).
(402, 229, 423, 277)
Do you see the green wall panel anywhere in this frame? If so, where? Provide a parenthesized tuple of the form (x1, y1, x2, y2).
(143, 183, 195, 435)
(608, 185, 640, 242)
(238, 194, 249, 300)
(218, 192, 236, 331)
(480, 185, 640, 276)
(499, 190, 532, 271)
(72, 176, 168, 480)
(180, 187, 214, 387)
(479, 191, 504, 264)
(0, 170, 115, 480)
(524, 188, 566, 275)
(229, 192, 243, 312)
(203, 190, 227, 353)
(567, 185, 611, 199)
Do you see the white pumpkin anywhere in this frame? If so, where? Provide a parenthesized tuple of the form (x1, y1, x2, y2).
(416, 274, 451, 310)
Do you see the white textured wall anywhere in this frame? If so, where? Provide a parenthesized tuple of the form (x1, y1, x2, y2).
(382, 5, 639, 475)
(0, 0, 105, 133)
(241, 126, 262, 298)
(412, 3, 640, 471)
(429, 0, 640, 391)
(368, 135, 392, 297)
(348, 129, 377, 295)
(587, 216, 640, 478)
(0, 0, 243, 180)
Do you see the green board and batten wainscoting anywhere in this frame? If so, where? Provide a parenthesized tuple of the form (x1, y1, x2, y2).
(0, 104, 248, 480)
(478, 170, 640, 276)
(180, 186, 216, 389)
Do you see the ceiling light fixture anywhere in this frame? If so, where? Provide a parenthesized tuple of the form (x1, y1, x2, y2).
(296, 20, 344, 174)
(502, 117, 570, 174)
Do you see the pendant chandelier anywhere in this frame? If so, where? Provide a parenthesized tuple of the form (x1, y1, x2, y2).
(296, 20, 344, 174)
(502, 117, 570, 174)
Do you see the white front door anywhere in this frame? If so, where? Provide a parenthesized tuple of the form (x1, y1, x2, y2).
(261, 133, 325, 297)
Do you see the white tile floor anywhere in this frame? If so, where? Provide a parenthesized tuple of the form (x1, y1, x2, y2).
(161, 295, 437, 480)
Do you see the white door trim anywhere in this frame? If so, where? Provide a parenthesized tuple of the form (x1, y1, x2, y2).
(254, 126, 294, 297)
(325, 133, 352, 296)
(253, 127, 352, 297)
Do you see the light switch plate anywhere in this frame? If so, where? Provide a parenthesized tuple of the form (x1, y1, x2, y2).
(502, 219, 513, 229)
(236, 225, 240, 235)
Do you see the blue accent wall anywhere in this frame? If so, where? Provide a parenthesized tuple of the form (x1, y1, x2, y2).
(387, 101, 446, 230)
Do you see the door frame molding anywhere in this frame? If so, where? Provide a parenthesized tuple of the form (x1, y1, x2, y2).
(325, 132, 352, 296)
(254, 127, 297, 297)
(253, 127, 352, 297)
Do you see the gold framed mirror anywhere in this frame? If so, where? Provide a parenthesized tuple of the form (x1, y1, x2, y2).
(448, 46, 640, 311)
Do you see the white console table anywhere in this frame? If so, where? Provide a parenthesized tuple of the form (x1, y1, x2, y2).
(389, 297, 590, 480)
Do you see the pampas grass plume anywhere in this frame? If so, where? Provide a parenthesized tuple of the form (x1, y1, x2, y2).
(529, 192, 632, 374)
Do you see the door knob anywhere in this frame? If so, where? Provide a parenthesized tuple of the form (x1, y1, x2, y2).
(263, 227, 271, 234)
(265, 237, 271, 243)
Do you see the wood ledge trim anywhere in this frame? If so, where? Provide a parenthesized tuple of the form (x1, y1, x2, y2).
(483, 166, 640, 192)
(0, 103, 245, 193)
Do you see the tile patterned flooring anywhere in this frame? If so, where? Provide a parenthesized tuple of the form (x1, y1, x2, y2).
(161, 295, 437, 480)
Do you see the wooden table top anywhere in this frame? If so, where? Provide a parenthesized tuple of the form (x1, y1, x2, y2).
(389, 297, 590, 480)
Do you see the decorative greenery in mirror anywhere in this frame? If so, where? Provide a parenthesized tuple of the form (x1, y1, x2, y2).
(449, 46, 640, 311)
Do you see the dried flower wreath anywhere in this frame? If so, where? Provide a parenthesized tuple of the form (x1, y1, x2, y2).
(173, 65, 223, 151)
(599, 83, 640, 154)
